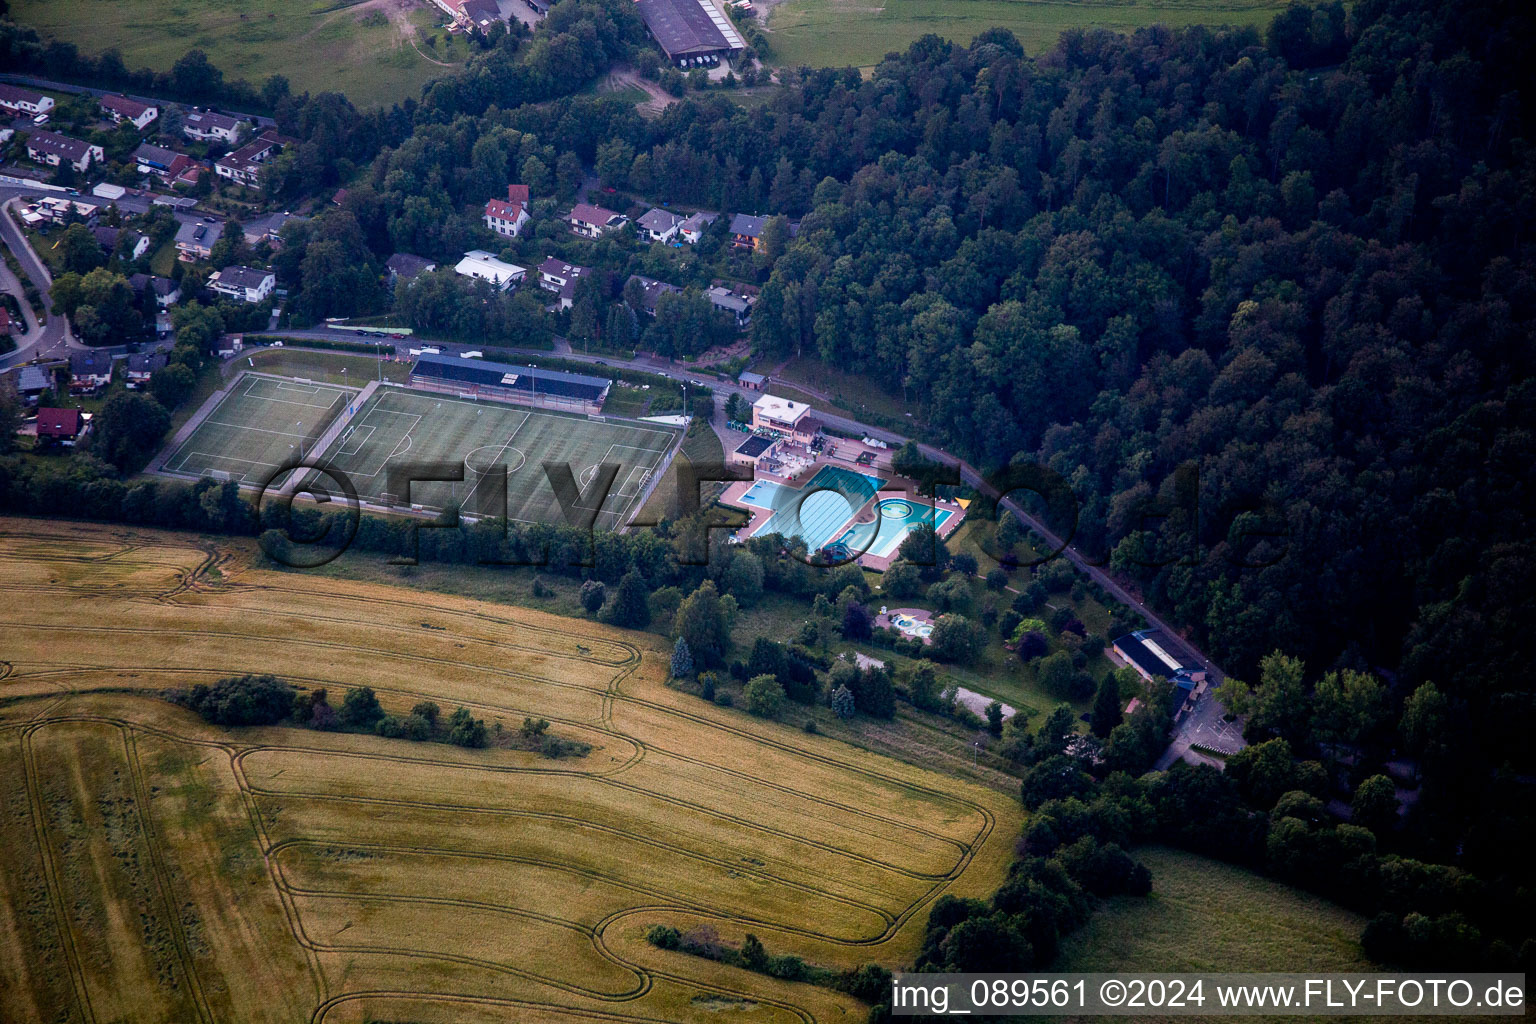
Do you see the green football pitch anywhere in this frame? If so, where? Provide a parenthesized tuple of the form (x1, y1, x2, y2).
(162, 374, 355, 486)
(314, 386, 681, 529)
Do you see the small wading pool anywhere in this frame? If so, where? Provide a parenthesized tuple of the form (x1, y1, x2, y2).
(833, 498, 954, 560)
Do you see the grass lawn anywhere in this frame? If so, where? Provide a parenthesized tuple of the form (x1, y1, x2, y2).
(10, 0, 465, 108)
(148, 239, 177, 277)
(246, 345, 412, 386)
(0, 518, 1023, 1023)
(767, 0, 1289, 69)
(1055, 846, 1372, 977)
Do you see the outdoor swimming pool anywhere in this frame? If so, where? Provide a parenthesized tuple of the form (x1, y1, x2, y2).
(734, 465, 883, 552)
(833, 498, 955, 560)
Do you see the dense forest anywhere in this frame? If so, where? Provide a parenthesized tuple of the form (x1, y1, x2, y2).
(3, 0, 1535, 990)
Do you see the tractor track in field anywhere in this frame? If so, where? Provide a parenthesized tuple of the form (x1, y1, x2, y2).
(2, 527, 1015, 1023)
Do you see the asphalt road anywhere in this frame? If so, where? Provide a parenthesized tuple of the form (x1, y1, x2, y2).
(0, 187, 78, 368)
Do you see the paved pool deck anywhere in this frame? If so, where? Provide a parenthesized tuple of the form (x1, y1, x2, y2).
(721, 454, 966, 571)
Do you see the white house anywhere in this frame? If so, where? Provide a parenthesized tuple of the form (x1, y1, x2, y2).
(99, 95, 158, 131)
(207, 266, 276, 304)
(0, 85, 53, 117)
(26, 131, 103, 173)
(678, 211, 717, 244)
(484, 193, 530, 238)
(454, 250, 526, 291)
(214, 131, 283, 187)
(636, 208, 684, 243)
(567, 203, 627, 239)
(183, 110, 244, 143)
(537, 256, 591, 311)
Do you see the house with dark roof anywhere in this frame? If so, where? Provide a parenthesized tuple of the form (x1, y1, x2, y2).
(409, 353, 612, 413)
(69, 351, 114, 391)
(706, 281, 757, 326)
(93, 226, 145, 261)
(35, 407, 84, 445)
(207, 266, 275, 304)
(679, 210, 717, 244)
(0, 84, 54, 116)
(215, 130, 286, 187)
(636, 0, 744, 67)
(126, 351, 168, 388)
(183, 110, 244, 143)
(5, 364, 55, 405)
(386, 253, 437, 288)
(100, 95, 157, 130)
(175, 219, 218, 262)
(637, 208, 684, 243)
(27, 130, 103, 173)
(729, 212, 771, 249)
(568, 203, 627, 239)
(537, 257, 592, 310)
(625, 274, 682, 316)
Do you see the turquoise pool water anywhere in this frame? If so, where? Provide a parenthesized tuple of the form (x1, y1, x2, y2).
(733, 465, 883, 551)
(833, 498, 954, 560)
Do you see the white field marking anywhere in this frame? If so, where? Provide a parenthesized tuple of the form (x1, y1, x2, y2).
(240, 376, 346, 409)
(199, 419, 313, 440)
(460, 413, 529, 511)
(617, 464, 647, 496)
(272, 381, 322, 394)
(341, 411, 422, 481)
(171, 449, 280, 479)
(335, 423, 375, 457)
(388, 434, 413, 458)
(572, 444, 666, 512)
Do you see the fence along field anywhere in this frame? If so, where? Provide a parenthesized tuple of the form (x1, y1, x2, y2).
(162, 373, 355, 486)
(317, 386, 681, 526)
(0, 519, 1021, 1024)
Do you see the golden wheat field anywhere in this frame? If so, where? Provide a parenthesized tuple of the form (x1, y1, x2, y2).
(0, 517, 1021, 1024)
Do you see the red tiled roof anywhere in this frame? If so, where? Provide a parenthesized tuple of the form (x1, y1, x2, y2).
(36, 408, 81, 439)
(506, 184, 530, 206)
(101, 94, 153, 119)
(485, 198, 524, 220)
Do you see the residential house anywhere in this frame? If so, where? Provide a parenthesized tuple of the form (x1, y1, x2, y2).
(133, 142, 194, 181)
(27, 196, 100, 226)
(729, 213, 770, 249)
(5, 364, 55, 405)
(0, 307, 12, 337)
(182, 110, 244, 144)
(69, 350, 114, 391)
(26, 131, 103, 173)
(432, 0, 504, 32)
(207, 266, 276, 304)
(214, 130, 286, 187)
(100, 95, 158, 130)
(0, 85, 54, 117)
(174, 219, 218, 261)
(35, 407, 84, 446)
(242, 211, 308, 248)
(679, 210, 716, 244)
(636, 208, 684, 243)
(706, 281, 757, 327)
(125, 350, 168, 388)
(625, 274, 682, 316)
(536, 257, 591, 310)
(568, 203, 627, 239)
(454, 250, 525, 290)
(153, 276, 181, 306)
(128, 274, 181, 307)
(331, 188, 349, 206)
(484, 185, 530, 238)
(386, 253, 437, 288)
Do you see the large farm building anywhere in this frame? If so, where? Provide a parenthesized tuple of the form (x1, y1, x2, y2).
(636, 0, 745, 68)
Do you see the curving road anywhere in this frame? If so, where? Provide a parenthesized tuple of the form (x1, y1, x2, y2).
(0, 187, 79, 368)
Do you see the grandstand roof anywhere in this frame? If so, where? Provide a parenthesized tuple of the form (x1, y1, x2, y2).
(410, 354, 611, 404)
